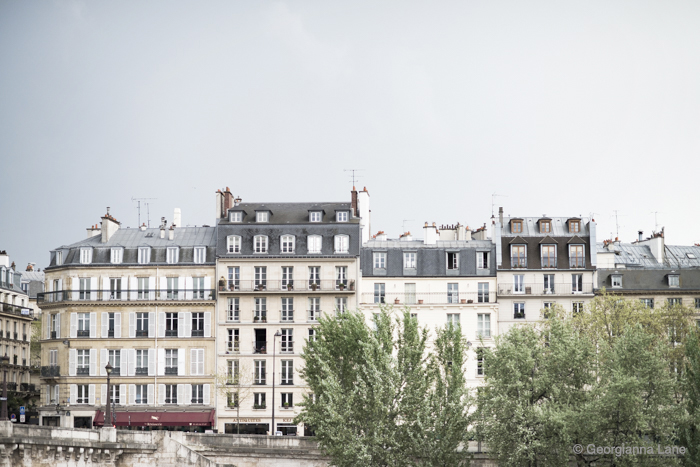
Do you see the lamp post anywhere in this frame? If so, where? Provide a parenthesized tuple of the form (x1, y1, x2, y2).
(105, 362, 113, 427)
(0, 354, 8, 421)
(271, 330, 281, 436)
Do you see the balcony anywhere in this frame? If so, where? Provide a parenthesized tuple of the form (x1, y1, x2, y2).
(19, 383, 37, 392)
(77, 330, 90, 338)
(191, 329, 204, 337)
(498, 283, 594, 296)
(22, 334, 26, 341)
(253, 314, 267, 324)
(165, 367, 178, 375)
(511, 258, 527, 268)
(50, 331, 57, 339)
(360, 292, 497, 306)
(13, 332, 17, 340)
(218, 280, 355, 294)
(136, 330, 148, 337)
(77, 367, 90, 375)
(37, 289, 216, 304)
(136, 367, 148, 375)
(280, 310, 294, 323)
(253, 341, 267, 354)
(227, 341, 240, 353)
(41, 366, 60, 377)
(0, 302, 33, 319)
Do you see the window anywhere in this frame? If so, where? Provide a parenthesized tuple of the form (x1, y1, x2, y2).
(514, 302, 525, 319)
(166, 277, 178, 300)
(336, 211, 348, 222)
(193, 276, 205, 299)
(540, 220, 551, 233)
(165, 349, 178, 374)
(572, 302, 584, 313)
(136, 349, 148, 374)
(308, 235, 322, 254)
(373, 252, 386, 269)
(137, 277, 149, 300)
(77, 313, 90, 337)
(541, 245, 556, 268)
(191, 384, 204, 404)
(512, 220, 523, 233)
(227, 267, 239, 290)
(135, 385, 147, 404)
(640, 298, 654, 309)
(309, 211, 322, 222)
(77, 349, 90, 375)
(405, 283, 416, 305)
(165, 384, 177, 404)
(191, 313, 204, 337)
(80, 248, 92, 264)
(281, 235, 295, 254)
(374, 283, 385, 304)
(404, 252, 416, 269)
(572, 274, 583, 293)
(109, 384, 121, 405)
(544, 274, 555, 294)
(335, 297, 347, 314)
(477, 314, 490, 338)
(668, 298, 682, 307)
(447, 252, 459, 270)
(695, 298, 700, 309)
(569, 245, 585, 268)
(138, 247, 150, 264)
(254, 298, 267, 322)
(513, 275, 524, 294)
(511, 245, 527, 268)
(669, 275, 680, 287)
(110, 248, 123, 264)
(308, 328, 317, 341)
(569, 220, 580, 233)
(254, 267, 267, 290)
(477, 252, 489, 269)
(107, 312, 116, 337)
(478, 283, 489, 303)
(256, 211, 269, 222)
(165, 313, 178, 337)
(477, 348, 485, 376)
(335, 266, 347, 289)
(194, 247, 206, 264)
(281, 393, 293, 408)
(49, 349, 57, 367)
(227, 298, 240, 322)
(308, 266, 320, 289)
(108, 350, 121, 375)
(227, 236, 241, 253)
(254, 360, 266, 385)
(229, 211, 242, 222)
(227, 392, 239, 408)
(109, 278, 122, 300)
(254, 236, 268, 253)
(447, 283, 459, 303)
(611, 275, 622, 288)
(190, 349, 204, 375)
(56, 251, 63, 266)
(282, 267, 294, 289)
(79, 278, 90, 300)
(281, 360, 293, 385)
(254, 392, 266, 409)
(334, 235, 349, 253)
(227, 360, 239, 384)
(227, 329, 240, 352)
(447, 314, 460, 325)
(281, 329, 293, 353)
(282, 298, 294, 322)
(50, 315, 59, 339)
(308, 298, 321, 322)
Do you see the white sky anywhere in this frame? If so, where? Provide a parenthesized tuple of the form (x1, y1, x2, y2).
(2, 0, 700, 270)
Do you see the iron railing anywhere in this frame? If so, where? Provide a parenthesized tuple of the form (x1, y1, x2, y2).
(361, 292, 496, 306)
(40, 366, 60, 377)
(38, 289, 215, 304)
(219, 280, 355, 293)
(498, 283, 594, 296)
(0, 302, 33, 318)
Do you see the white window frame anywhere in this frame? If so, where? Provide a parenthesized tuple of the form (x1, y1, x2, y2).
(514, 302, 525, 319)
(138, 247, 151, 265)
(309, 211, 322, 222)
(110, 248, 123, 264)
(513, 275, 524, 294)
(281, 235, 295, 254)
(229, 211, 242, 222)
(227, 236, 241, 254)
(308, 297, 321, 322)
(334, 235, 349, 254)
(166, 247, 179, 264)
(80, 248, 92, 264)
(254, 236, 268, 254)
(55, 251, 63, 265)
(477, 251, 489, 269)
(446, 313, 460, 325)
(404, 252, 416, 269)
(669, 275, 680, 287)
(256, 211, 269, 223)
(227, 298, 240, 322)
(447, 283, 459, 304)
(611, 275, 622, 288)
(76, 384, 89, 404)
(572, 301, 584, 313)
(478, 282, 489, 303)
(477, 314, 491, 338)
(194, 247, 206, 264)
(373, 252, 386, 269)
(307, 235, 322, 254)
(572, 274, 583, 293)
(447, 252, 459, 270)
(336, 211, 348, 222)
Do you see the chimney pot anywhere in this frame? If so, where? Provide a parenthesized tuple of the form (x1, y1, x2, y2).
(638, 230, 643, 242)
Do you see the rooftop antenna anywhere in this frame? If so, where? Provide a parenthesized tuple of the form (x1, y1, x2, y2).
(132, 197, 157, 228)
(344, 169, 364, 188)
(612, 210, 625, 239)
(491, 193, 507, 218)
(402, 219, 415, 233)
(651, 211, 660, 232)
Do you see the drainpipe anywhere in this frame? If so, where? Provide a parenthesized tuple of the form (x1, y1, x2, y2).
(154, 267, 158, 407)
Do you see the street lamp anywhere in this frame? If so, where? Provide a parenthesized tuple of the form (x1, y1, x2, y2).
(271, 330, 282, 436)
(0, 354, 8, 421)
(105, 362, 113, 427)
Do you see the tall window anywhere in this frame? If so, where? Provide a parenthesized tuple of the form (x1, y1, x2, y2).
(108, 350, 121, 375)
(254, 267, 267, 290)
(281, 329, 293, 353)
(478, 283, 489, 303)
(335, 297, 347, 314)
(227, 236, 241, 253)
(166, 277, 178, 300)
(611, 275, 622, 288)
(477, 252, 489, 269)
(109, 278, 122, 300)
(308, 298, 321, 322)
(572, 302, 584, 313)
(404, 252, 416, 269)
(165, 313, 178, 337)
(138, 247, 150, 264)
(227, 298, 240, 321)
(227, 267, 239, 290)
(281, 298, 294, 322)
(191, 313, 204, 337)
(308, 235, 322, 254)
(135, 385, 147, 404)
(191, 384, 204, 404)
(194, 247, 206, 264)
(511, 220, 523, 233)
(137, 277, 149, 300)
(334, 235, 349, 253)
(254, 298, 267, 322)
(77, 349, 90, 374)
(165, 349, 178, 374)
(165, 385, 177, 404)
(136, 350, 148, 374)
(254, 393, 266, 409)
(193, 276, 205, 299)
(282, 267, 294, 289)
(541, 245, 556, 268)
(190, 349, 204, 375)
(110, 248, 123, 264)
(254, 236, 268, 253)
(282, 393, 293, 408)
(107, 312, 115, 337)
(571, 274, 583, 293)
(513, 275, 524, 294)
(80, 248, 92, 264)
(335, 266, 347, 289)
(544, 274, 555, 294)
(446, 314, 460, 325)
(77, 313, 90, 337)
(227, 360, 239, 384)
(514, 302, 525, 319)
(374, 283, 385, 304)
(405, 283, 416, 304)
(281, 360, 293, 385)
(308, 267, 320, 289)
(669, 275, 680, 287)
(228, 329, 240, 352)
(447, 283, 459, 304)
(281, 235, 295, 254)
(110, 385, 121, 405)
(166, 247, 179, 264)
(373, 252, 386, 269)
(569, 245, 585, 268)
(447, 252, 459, 270)
(511, 245, 527, 267)
(668, 298, 682, 306)
(477, 314, 490, 338)
(79, 278, 90, 300)
(254, 360, 266, 385)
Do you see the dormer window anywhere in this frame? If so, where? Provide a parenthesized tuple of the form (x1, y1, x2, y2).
(227, 236, 241, 254)
(166, 247, 179, 264)
(110, 248, 123, 264)
(55, 251, 63, 266)
(229, 212, 242, 222)
(254, 236, 269, 253)
(611, 274, 622, 288)
(281, 235, 295, 254)
(687, 253, 697, 259)
(80, 248, 93, 264)
(308, 235, 322, 254)
(334, 235, 349, 254)
(511, 220, 523, 234)
(310, 212, 322, 222)
(336, 211, 349, 222)
(568, 219, 581, 233)
(138, 247, 151, 265)
(194, 247, 206, 264)
(539, 220, 551, 233)
(668, 274, 680, 288)
(256, 211, 269, 223)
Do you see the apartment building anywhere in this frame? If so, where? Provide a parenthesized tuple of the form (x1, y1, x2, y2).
(359, 223, 498, 383)
(38, 210, 217, 429)
(214, 188, 362, 436)
(493, 209, 597, 332)
(597, 229, 700, 322)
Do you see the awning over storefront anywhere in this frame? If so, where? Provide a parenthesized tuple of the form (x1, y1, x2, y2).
(94, 410, 215, 427)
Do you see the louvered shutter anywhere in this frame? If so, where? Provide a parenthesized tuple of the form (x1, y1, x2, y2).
(148, 276, 156, 300)
(203, 384, 210, 405)
(147, 384, 154, 405)
(185, 277, 193, 300)
(184, 384, 191, 406)
(119, 384, 126, 405)
(157, 349, 165, 376)
(56, 314, 60, 338)
(70, 384, 77, 405)
(102, 277, 109, 301)
(198, 349, 204, 375)
(158, 385, 165, 405)
(114, 313, 121, 338)
(89, 312, 97, 338)
(46, 316, 51, 339)
(101, 384, 107, 406)
(100, 350, 108, 376)
(101, 313, 109, 338)
(159, 277, 166, 300)
(69, 349, 76, 376)
(120, 277, 127, 301)
(128, 349, 136, 376)
(129, 384, 136, 405)
(90, 277, 97, 301)
(177, 313, 185, 338)
(148, 312, 155, 337)
(204, 312, 211, 338)
(70, 313, 77, 338)
(203, 277, 211, 298)
(90, 349, 97, 376)
(157, 312, 165, 338)
(190, 349, 197, 375)
(177, 384, 184, 405)
(129, 312, 135, 338)
(88, 384, 95, 405)
(184, 312, 191, 338)
(129, 277, 137, 300)
(148, 348, 156, 376)
(178, 277, 185, 300)
(120, 350, 127, 376)
(177, 348, 185, 375)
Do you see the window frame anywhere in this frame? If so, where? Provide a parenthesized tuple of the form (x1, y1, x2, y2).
(373, 252, 386, 269)
(138, 247, 151, 265)
(229, 211, 242, 222)
(611, 274, 622, 288)
(541, 245, 556, 268)
(404, 252, 416, 269)
(227, 236, 241, 254)
(373, 283, 385, 304)
(110, 248, 123, 264)
(256, 211, 269, 223)
(166, 247, 179, 264)
(511, 244, 527, 268)
(281, 235, 295, 254)
(513, 302, 525, 319)
(336, 211, 348, 222)
(254, 236, 269, 254)
(194, 247, 206, 264)
(334, 235, 349, 254)
(80, 248, 92, 264)
(309, 211, 322, 222)
(307, 235, 322, 254)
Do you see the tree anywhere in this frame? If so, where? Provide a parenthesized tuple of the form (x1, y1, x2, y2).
(296, 307, 472, 467)
(679, 329, 700, 466)
(214, 359, 254, 434)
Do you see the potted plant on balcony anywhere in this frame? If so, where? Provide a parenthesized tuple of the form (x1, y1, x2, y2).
(257, 284, 264, 291)
(254, 316, 260, 323)
(349, 280, 355, 291)
(218, 277, 226, 291)
(418, 299, 424, 304)
(311, 283, 318, 291)
(287, 283, 293, 291)
(394, 298, 400, 305)
(467, 299, 474, 303)
(338, 283, 345, 291)
(283, 402, 290, 408)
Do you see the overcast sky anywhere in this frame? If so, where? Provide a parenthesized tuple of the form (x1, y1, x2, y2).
(2, 0, 699, 271)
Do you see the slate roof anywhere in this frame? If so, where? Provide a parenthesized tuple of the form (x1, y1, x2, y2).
(597, 242, 700, 269)
(500, 217, 591, 236)
(224, 202, 359, 225)
(59, 227, 216, 249)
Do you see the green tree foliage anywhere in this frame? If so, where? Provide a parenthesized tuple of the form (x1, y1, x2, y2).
(680, 330, 700, 466)
(297, 307, 472, 467)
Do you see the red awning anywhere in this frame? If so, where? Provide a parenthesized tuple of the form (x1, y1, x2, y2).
(94, 410, 215, 427)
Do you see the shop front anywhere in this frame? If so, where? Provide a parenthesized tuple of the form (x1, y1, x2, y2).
(94, 409, 215, 431)
(223, 417, 300, 435)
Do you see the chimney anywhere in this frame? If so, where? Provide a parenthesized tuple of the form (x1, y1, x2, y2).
(215, 189, 224, 219)
(11, 261, 15, 271)
(351, 187, 359, 218)
(160, 225, 166, 239)
(358, 187, 371, 244)
(174, 208, 181, 227)
(168, 225, 174, 241)
(423, 222, 438, 245)
(0, 251, 8, 268)
(87, 224, 100, 238)
(399, 232, 413, 242)
(26, 263, 34, 272)
(499, 207, 504, 226)
(375, 231, 388, 241)
(223, 187, 234, 214)
(101, 208, 120, 243)
(638, 230, 643, 242)
(234, 196, 242, 206)
(140, 223, 147, 231)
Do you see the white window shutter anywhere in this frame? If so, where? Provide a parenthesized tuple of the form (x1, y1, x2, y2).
(90, 312, 97, 338)
(148, 312, 156, 338)
(129, 277, 137, 300)
(149, 276, 156, 300)
(101, 312, 109, 338)
(71, 276, 79, 295)
(185, 277, 193, 300)
(54, 385, 60, 404)
(70, 313, 77, 338)
(158, 384, 165, 405)
(114, 312, 121, 338)
(178, 313, 185, 338)
(120, 350, 127, 376)
(120, 277, 127, 301)
(203, 384, 210, 405)
(102, 277, 109, 301)
(178, 276, 185, 300)
(159, 277, 166, 300)
(157, 349, 165, 376)
(129, 312, 136, 338)
(157, 312, 165, 338)
(119, 384, 126, 405)
(56, 314, 61, 338)
(184, 312, 192, 338)
(45, 384, 50, 405)
(198, 349, 204, 376)
(100, 349, 108, 376)
(46, 316, 51, 339)
(101, 384, 107, 406)
(68, 349, 76, 376)
(128, 349, 136, 376)
(148, 348, 156, 376)
(90, 349, 97, 376)
(177, 348, 185, 375)
(204, 277, 211, 295)
(147, 384, 154, 405)
(88, 384, 95, 405)
(70, 384, 77, 404)
(190, 349, 196, 375)
(129, 384, 136, 405)
(184, 384, 191, 406)
(177, 384, 184, 404)
(90, 277, 97, 301)
(204, 312, 211, 338)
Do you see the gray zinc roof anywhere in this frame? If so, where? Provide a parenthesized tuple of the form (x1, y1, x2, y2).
(58, 226, 216, 249)
(500, 217, 591, 237)
(363, 239, 494, 249)
(597, 242, 700, 269)
(225, 202, 359, 225)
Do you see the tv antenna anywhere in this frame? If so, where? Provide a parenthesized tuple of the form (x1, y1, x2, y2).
(344, 169, 364, 188)
(612, 210, 625, 239)
(491, 193, 507, 218)
(651, 211, 661, 232)
(132, 197, 157, 227)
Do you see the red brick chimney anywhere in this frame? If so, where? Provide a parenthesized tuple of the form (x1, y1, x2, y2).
(351, 186, 358, 217)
